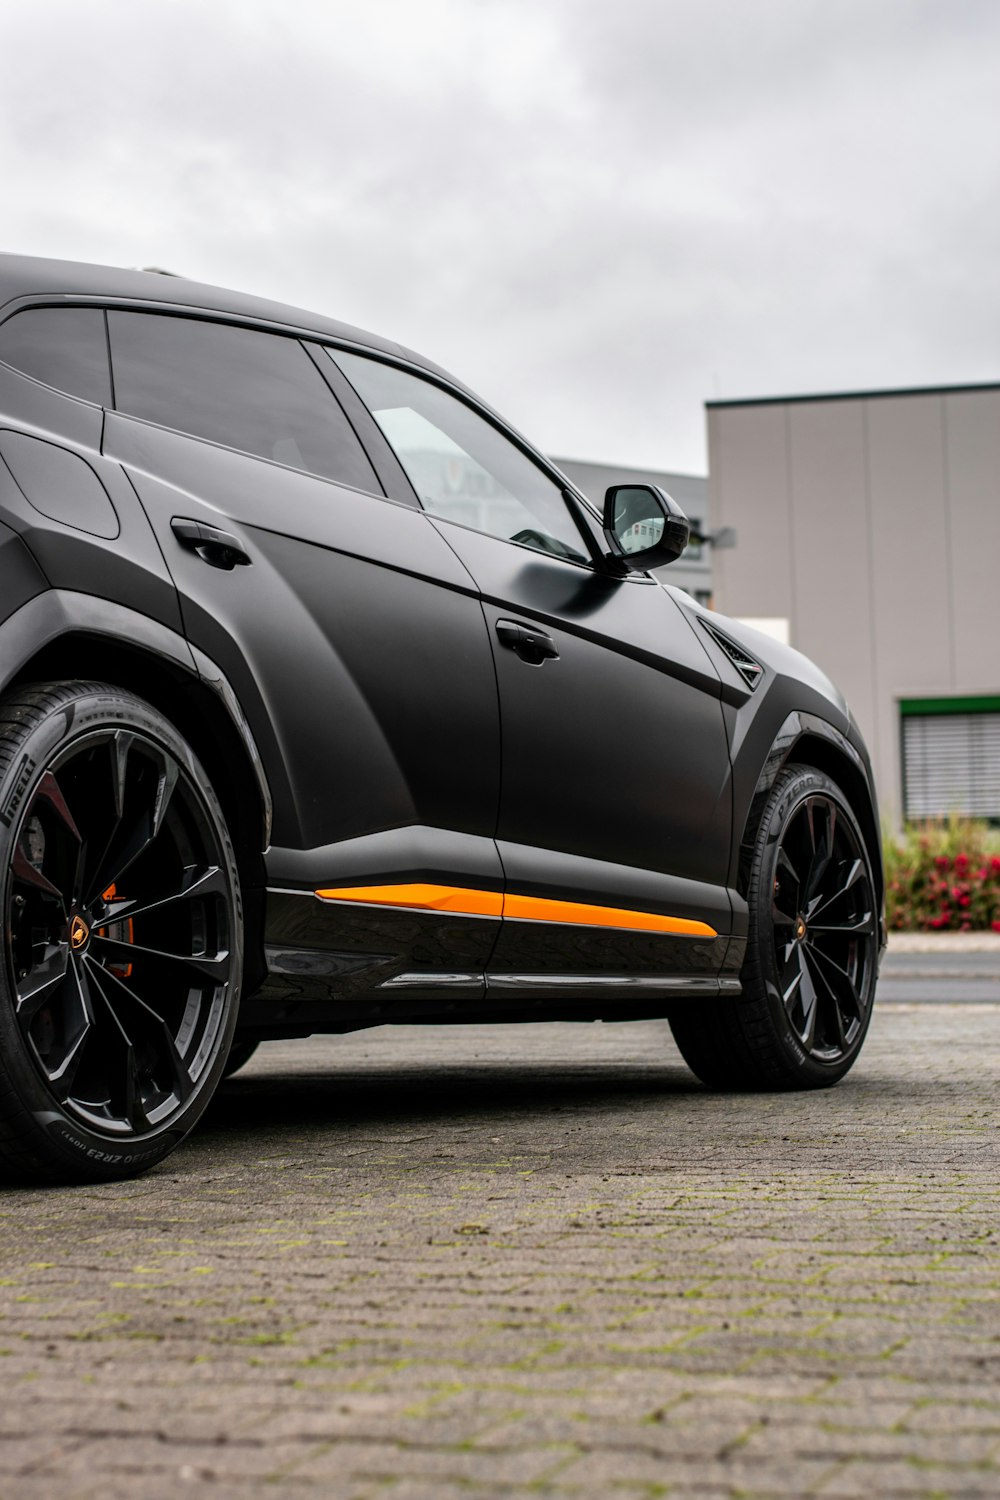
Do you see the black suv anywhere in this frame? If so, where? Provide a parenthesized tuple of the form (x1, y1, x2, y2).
(0, 256, 884, 1182)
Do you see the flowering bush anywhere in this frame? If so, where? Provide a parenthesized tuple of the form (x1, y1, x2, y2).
(884, 816, 1000, 932)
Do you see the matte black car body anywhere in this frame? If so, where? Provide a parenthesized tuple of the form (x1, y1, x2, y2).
(0, 255, 885, 1179)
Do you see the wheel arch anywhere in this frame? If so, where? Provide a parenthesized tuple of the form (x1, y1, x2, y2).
(736, 711, 885, 915)
(1, 599, 271, 998)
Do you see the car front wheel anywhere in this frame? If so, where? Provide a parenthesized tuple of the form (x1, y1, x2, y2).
(0, 682, 242, 1183)
(669, 763, 880, 1090)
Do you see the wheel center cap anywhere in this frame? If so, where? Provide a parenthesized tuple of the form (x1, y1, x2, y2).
(795, 916, 807, 942)
(69, 914, 90, 952)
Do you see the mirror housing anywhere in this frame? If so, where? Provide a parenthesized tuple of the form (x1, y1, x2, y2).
(602, 484, 691, 572)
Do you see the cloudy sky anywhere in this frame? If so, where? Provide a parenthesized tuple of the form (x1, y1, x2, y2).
(2, 0, 999, 473)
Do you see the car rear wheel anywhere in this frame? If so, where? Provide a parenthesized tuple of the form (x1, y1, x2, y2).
(669, 763, 879, 1090)
(0, 682, 242, 1183)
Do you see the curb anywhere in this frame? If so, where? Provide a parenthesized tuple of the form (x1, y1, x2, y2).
(886, 931, 1000, 954)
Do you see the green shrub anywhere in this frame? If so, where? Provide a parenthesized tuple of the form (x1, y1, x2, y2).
(883, 816, 1000, 931)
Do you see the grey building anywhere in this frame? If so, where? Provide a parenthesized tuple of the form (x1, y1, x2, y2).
(706, 383, 1000, 823)
(553, 457, 712, 605)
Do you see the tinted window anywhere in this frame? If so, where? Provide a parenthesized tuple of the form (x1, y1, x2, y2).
(108, 312, 381, 492)
(332, 350, 590, 564)
(0, 307, 112, 406)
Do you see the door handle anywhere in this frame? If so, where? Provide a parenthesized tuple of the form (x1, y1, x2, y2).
(171, 517, 251, 571)
(495, 619, 559, 665)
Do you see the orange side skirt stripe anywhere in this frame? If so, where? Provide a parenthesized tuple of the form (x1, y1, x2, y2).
(501, 893, 715, 937)
(315, 883, 503, 917)
(314, 883, 716, 938)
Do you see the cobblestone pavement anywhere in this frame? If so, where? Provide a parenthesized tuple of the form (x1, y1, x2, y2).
(1, 1004, 998, 1499)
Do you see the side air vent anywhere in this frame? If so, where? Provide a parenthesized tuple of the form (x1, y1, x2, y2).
(699, 619, 764, 691)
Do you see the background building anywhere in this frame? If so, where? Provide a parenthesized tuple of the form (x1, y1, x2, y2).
(706, 383, 1000, 823)
(554, 457, 712, 605)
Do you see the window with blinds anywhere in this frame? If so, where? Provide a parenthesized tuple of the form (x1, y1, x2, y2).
(901, 698, 1000, 821)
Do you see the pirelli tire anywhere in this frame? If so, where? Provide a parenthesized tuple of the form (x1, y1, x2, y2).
(0, 681, 243, 1184)
(669, 763, 879, 1091)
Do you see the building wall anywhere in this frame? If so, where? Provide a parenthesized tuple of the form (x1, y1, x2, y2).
(707, 387, 1000, 819)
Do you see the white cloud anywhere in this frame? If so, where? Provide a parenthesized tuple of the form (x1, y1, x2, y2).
(2, 0, 999, 471)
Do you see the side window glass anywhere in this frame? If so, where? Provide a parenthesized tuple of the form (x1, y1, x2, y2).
(107, 312, 381, 493)
(331, 349, 590, 564)
(0, 308, 112, 406)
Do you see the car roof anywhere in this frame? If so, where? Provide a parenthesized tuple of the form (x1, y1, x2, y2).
(0, 253, 460, 388)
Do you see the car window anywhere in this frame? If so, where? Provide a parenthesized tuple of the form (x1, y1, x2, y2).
(331, 350, 590, 564)
(107, 312, 382, 493)
(0, 307, 112, 406)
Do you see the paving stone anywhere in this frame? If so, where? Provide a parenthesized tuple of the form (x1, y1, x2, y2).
(0, 1006, 998, 1497)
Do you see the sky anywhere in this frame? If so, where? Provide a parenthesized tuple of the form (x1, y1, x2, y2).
(2, 0, 999, 474)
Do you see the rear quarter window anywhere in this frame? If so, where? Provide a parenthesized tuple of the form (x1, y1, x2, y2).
(0, 307, 112, 406)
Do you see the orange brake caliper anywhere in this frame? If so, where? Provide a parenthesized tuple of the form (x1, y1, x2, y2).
(100, 883, 135, 979)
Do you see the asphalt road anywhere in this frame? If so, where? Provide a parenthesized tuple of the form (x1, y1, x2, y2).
(0, 1001, 998, 1499)
(877, 948, 1000, 1004)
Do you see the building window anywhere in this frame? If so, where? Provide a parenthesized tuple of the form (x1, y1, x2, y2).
(900, 697, 1000, 821)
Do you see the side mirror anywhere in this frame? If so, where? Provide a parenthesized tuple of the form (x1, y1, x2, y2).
(602, 484, 691, 571)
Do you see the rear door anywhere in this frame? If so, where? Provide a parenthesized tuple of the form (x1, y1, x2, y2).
(331, 349, 734, 991)
(101, 311, 503, 922)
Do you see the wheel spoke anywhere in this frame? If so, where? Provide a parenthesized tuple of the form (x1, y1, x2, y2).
(100, 864, 228, 926)
(11, 844, 65, 903)
(15, 941, 70, 1021)
(31, 770, 83, 844)
(109, 730, 133, 822)
(124, 1047, 152, 1133)
(803, 946, 848, 1050)
(91, 933, 230, 984)
(151, 756, 180, 839)
(43, 965, 96, 1099)
(35, 960, 95, 1104)
(808, 940, 866, 1024)
(795, 948, 819, 1051)
(808, 857, 866, 921)
(774, 844, 802, 916)
(85, 958, 195, 1106)
(810, 911, 876, 938)
(84, 743, 180, 905)
(803, 800, 836, 906)
(781, 963, 803, 1009)
(776, 844, 801, 886)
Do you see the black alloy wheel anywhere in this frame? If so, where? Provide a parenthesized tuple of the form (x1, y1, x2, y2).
(0, 683, 242, 1182)
(769, 788, 877, 1063)
(669, 764, 880, 1090)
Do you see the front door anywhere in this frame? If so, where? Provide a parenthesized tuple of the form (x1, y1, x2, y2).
(331, 349, 734, 992)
